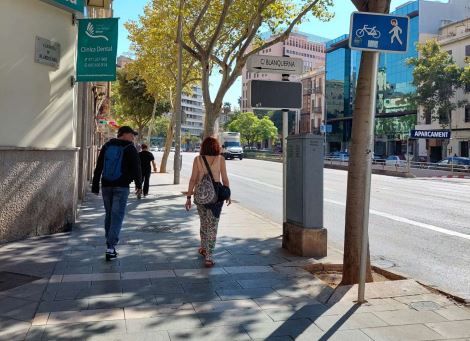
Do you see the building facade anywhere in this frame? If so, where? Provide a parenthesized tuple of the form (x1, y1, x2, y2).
(0, 0, 112, 243)
(181, 86, 205, 138)
(325, 0, 470, 156)
(299, 68, 326, 134)
(241, 31, 328, 113)
(415, 17, 470, 160)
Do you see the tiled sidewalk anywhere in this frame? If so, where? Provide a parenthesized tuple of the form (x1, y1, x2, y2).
(1, 173, 469, 340)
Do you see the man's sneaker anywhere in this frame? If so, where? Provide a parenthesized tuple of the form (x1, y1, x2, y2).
(105, 248, 118, 261)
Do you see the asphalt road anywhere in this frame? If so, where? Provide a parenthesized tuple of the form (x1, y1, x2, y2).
(156, 152, 470, 300)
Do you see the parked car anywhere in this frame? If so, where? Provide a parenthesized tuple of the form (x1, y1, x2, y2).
(429, 157, 470, 170)
(194, 146, 201, 153)
(385, 155, 406, 167)
(372, 153, 385, 164)
(170, 147, 175, 152)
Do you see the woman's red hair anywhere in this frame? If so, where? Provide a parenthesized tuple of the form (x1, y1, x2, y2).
(200, 137, 221, 156)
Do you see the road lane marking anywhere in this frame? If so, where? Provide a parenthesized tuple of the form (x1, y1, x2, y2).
(325, 199, 470, 241)
(229, 173, 283, 190)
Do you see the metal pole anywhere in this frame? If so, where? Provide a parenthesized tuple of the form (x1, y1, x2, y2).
(406, 136, 410, 173)
(282, 109, 288, 223)
(358, 52, 379, 304)
(282, 73, 289, 223)
(173, 0, 184, 185)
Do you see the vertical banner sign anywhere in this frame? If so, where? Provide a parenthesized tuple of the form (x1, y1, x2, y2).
(76, 18, 119, 82)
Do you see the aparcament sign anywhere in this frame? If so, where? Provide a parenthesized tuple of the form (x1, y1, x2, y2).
(76, 18, 119, 82)
(40, 0, 85, 14)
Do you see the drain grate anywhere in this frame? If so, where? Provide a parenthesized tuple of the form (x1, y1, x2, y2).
(139, 224, 176, 233)
(0, 271, 41, 292)
(409, 301, 442, 311)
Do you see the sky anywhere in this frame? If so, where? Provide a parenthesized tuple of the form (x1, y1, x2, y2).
(113, 0, 420, 108)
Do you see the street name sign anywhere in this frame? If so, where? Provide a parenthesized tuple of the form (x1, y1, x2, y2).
(349, 12, 409, 53)
(248, 80, 302, 110)
(410, 130, 451, 139)
(247, 55, 303, 75)
(76, 18, 119, 82)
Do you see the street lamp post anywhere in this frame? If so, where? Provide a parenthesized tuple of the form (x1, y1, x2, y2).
(173, 0, 184, 184)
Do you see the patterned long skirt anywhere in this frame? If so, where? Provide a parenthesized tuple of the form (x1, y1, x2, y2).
(197, 205, 220, 261)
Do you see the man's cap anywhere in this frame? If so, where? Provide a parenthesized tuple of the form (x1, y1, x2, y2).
(117, 126, 138, 136)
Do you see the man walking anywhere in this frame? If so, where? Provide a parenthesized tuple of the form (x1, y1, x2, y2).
(139, 144, 158, 198)
(92, 126, 142, 260)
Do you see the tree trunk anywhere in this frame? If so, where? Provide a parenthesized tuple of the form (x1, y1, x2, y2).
(159, 113, 176, 173)
(341, 52, 377, 285)
(341, 0, 390, 286)
(203, 103, 221, 138)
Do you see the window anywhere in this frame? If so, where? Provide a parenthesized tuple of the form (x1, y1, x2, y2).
(439, 111, 450, 125)
(425, 112, 431, 124)
(466, 45, 470, 57)
(466, 105, 470, 122)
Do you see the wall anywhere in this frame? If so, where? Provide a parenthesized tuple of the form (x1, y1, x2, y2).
(0, 0, 79, 243)
(0, 149, 77, 242)
(0, 0, 77, 148)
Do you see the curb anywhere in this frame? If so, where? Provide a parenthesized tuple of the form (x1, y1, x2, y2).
(432, 175, 470, 179)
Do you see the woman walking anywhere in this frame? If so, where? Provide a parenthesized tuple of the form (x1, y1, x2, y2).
(185, 137, 231, 267)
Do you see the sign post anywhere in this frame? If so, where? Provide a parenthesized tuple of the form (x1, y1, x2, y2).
(246, 54, 303, 227)
(247, 55, 303, 75)
(76, 18, 119, 82)
(349, 12, 409, 304)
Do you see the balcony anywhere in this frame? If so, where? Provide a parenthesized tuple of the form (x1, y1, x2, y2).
(312, 86, 323, 94)
(313, 106, 322, 113)
(303, 88, 313, 95)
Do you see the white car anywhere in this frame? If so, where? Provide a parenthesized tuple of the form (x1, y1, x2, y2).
(170, 147, 175, 152)
(385, 155, 406, 167)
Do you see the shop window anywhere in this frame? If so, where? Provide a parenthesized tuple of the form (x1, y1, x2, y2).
(465, 105, 470, 122)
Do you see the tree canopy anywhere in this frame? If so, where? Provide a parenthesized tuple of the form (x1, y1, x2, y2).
(407, 39, 465, 126)
(227, 112, 278, 146)
(177, 0, 334, 136)
(112, 69, 170, 139)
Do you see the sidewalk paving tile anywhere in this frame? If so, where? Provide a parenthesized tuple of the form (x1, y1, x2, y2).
(362, 324, 447, 341)
(47, 308, 125, 325)
(0, 316, 32, 340)
(192, 299, 261, 313)
(296, 329, 373, 341)
(197, 309, 274, 327)
(0, 296, 39, 321)
(125, 315, 203, 333)
(85, 331, 171, 341)
(224, 266, 275, 274)
(263, 304, 329, 322)
(373, 309, 448, 325)
(37, 299, 88, 312)
(394, 293, 457, 307)
(174, 268, 228, 277)
(25, 326, 46, 341)
(254, 296, 323, 310)
(41, 320, 127, 340)
(435, 306, 470, 320)
(168, 325, 251, 341)
(314, 312, 388, 331)
(426, 320, 470, 338)
(242, 319, 320, 339)
(124, 303, 195, 319)
(217, 287, 282, 300)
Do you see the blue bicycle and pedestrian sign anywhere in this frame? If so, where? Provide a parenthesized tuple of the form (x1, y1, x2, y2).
(349, 12, 409, 53)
